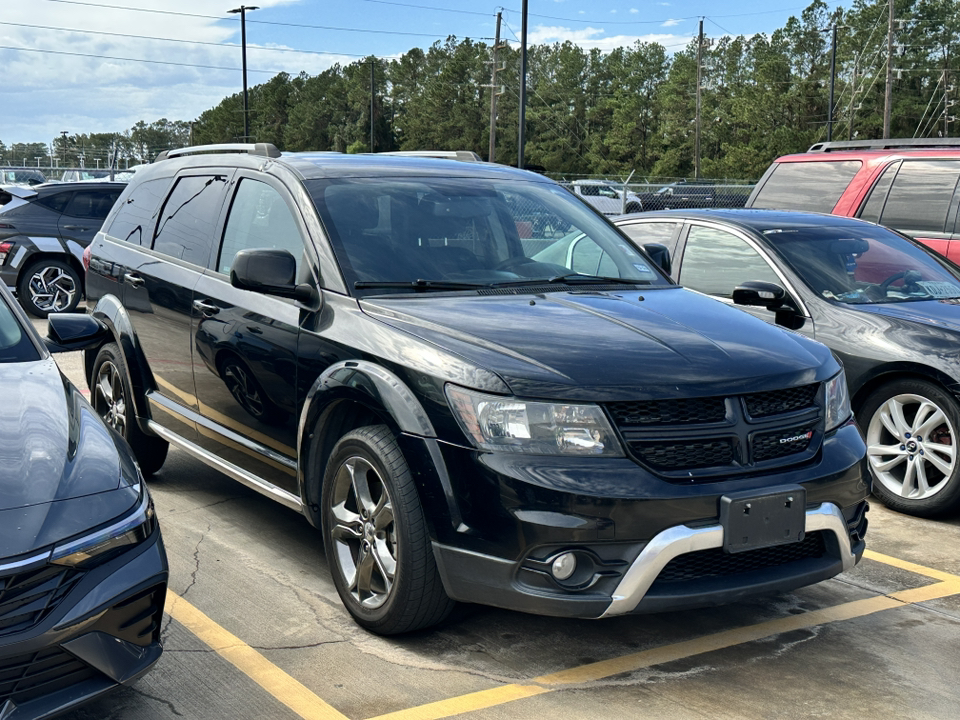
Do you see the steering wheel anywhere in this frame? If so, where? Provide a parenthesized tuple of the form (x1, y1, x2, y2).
(877, 269, 922, 295)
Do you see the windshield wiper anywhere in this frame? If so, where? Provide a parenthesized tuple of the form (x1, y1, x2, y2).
(488, 273, 648, 287)
(354, 279, 486, 292)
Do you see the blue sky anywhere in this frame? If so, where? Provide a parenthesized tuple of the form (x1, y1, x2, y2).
(0, 0, 843, 147)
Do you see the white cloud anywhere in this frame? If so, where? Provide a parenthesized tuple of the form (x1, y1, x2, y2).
(630, 8, 639, 13)
(0, 0, 344, 144)
(662, 19, 684, 27)
(527, 25, 692, 53)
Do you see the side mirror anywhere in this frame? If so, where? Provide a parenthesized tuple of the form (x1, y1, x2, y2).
(733, 281, 805, 331)
(643, 243, 672, 276)
(231, 248, 317, 305)
(733, 280, 787, 309)
(45, 313, 110, 353)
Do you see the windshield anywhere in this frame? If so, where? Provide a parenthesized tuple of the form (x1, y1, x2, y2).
(307, 176, 669, 294)
(765, 224, 960, 305)
(0, 293, 39, 363)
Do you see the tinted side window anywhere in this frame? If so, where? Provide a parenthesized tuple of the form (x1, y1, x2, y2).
(879, 160, 960, 234)
(858, 161, 901, 223)
(218, 179, 304, 276)
(679, 225, 780, 297)
(751, 160, 861, 212)
(106, 178, 170, 246)
(63, 190, 121, 219)
(617, 222, 681, 256)
(36, 192, 72, 213)
(153, 175, 227, 264)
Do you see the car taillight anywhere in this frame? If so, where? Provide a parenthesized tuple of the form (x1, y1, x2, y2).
(82, 244, 92, 272)
(0, 241, 13, 265)
(0, 223, 15, 229)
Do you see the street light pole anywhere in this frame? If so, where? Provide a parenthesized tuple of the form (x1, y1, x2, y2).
(228, 5, 259, 141)
(518, 0, 528, 169)
(827, 24, 837, 142)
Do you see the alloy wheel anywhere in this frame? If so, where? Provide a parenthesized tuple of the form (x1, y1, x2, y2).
(866, 393, 957, 500)
(28, 265, 77, 313)
(329, 455, 397, 609)
(94, 360, 127, 436)
(223, 362, 265, 418)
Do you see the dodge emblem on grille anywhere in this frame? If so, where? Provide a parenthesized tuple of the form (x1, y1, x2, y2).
(779, 431, 813, 445)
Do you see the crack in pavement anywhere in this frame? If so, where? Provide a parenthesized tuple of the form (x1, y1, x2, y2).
(130, 685, 185, 717)
(161, 525, 209, 642)
(175, 496, 245, 515)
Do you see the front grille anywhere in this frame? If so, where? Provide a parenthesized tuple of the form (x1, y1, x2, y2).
(607, 397, 726, 426)
(753, 424, 817, 462)
(631, 439, 734, 471)
(0, 566, 84, 638)
(607, 382, 822, 477)
(743, 384, 818, 418)
(0, 647, 100, 705)
(655, 531, 827, 583)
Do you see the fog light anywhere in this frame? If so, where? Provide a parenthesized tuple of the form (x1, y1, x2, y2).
(551, 552, 577, 581)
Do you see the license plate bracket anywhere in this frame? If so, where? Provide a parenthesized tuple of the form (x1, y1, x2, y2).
(720, 485, 806, 554)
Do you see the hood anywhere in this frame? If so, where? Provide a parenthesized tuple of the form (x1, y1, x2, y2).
(361, 287, 835, 401)
(853, 299, 960, 333)
(0, 357, 122, 512)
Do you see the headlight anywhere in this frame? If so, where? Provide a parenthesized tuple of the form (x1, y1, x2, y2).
(51, 492, 157, 568)
(825, 370, 852, 432)
(445, 385, 624, 456)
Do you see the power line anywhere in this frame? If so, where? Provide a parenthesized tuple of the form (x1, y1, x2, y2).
(0, 44, 285, 73)
(0, 21, 403, 60)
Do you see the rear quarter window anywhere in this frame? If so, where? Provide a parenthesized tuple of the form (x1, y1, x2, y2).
(105, 177, 171, 246)
(751, 160, 862, 213)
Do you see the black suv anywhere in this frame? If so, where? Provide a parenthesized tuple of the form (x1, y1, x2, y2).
(83, 144, 869, 634)
(0, 181, 124, 316)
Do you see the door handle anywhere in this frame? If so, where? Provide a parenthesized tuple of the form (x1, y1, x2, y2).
(124, 273, 145, 288)
(193, 299, 221, 316)
(63, 225, 88, 231)
(245, 326, 263, 334)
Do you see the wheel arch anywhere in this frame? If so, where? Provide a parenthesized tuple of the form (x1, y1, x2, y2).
(85, 294, 156, 431)
(297, 361, 437, 530)
(850, 362, 960, 417)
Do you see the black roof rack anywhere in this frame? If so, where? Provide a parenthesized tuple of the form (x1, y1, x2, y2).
(155, 143, 282, 162)
(807, 138, 960, 153)
(374, 150, 482, 162)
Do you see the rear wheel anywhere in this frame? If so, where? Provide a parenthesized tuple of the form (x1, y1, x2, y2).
(18, 258, 81, 317)
(321, 425, 454, 634)
(91, 343, 169, 476)
(859, 378, 960, 517)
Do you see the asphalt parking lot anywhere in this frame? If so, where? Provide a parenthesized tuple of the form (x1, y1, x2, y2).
(35, 319, 960, 720)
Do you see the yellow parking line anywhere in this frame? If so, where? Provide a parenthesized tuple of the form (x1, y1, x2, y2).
(863, 548, 960, 583)
(165, 589, 348, 720)
(367, 578, 960, 720)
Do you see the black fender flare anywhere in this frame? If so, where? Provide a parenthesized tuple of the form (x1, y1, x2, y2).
(87, 294, 155, 429)
(297, 360, 452, 529)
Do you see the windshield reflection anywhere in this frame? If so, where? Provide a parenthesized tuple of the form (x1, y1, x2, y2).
(765, 225, 960, 305)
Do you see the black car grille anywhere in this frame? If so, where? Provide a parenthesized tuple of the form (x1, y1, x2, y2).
(0, 647, 100, 706)
(0, 565, 84, 638)
(608, 384, 822, 478)
(753, 424, 817, 463)
(633, 439, 734, 471)
(655, 532, 827, 584)
(743, 384, 819, 418)
(606, 397, 727, 426)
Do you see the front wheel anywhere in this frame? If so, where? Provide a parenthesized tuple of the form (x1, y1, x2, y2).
(18, 258, 81, 317)
(859, 378, 960, 517)
(91, 343, 169, 476)
(321, 425, 454, 634)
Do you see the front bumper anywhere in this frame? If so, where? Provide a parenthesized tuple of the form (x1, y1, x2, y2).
(0, 526, 168, 719)
(424, 421, 869, 619)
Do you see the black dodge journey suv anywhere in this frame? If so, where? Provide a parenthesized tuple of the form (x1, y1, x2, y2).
(83, 144, 869, 634)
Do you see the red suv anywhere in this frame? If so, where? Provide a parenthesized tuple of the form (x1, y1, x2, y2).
(746, 138, 960, 263)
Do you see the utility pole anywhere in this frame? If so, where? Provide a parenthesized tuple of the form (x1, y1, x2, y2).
(827, 24, 838, 142)
(60, 131, 68, 167)
(849, 53, 859, 141)
(518, 0, 528, 169)
(883, 0, 895, 138)
(695, 18, 704, 179)
(945, 47, 954, 137)
(228, 5, 259, 141)
(370, 61, 376, 152)
(486, 12, 503, 163)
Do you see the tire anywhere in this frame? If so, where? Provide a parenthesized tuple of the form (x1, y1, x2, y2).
(17, 258, 82, 318)
(91, 342, 169, 476)
(858, 378, 960, 517)
(321, 425, 454, 634)
(625, 203, 642, 214)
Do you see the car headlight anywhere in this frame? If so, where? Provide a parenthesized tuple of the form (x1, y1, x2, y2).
(445, 385, 624, 456)
(51, 491, 157, 569)
(825, 370, 852, 432)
